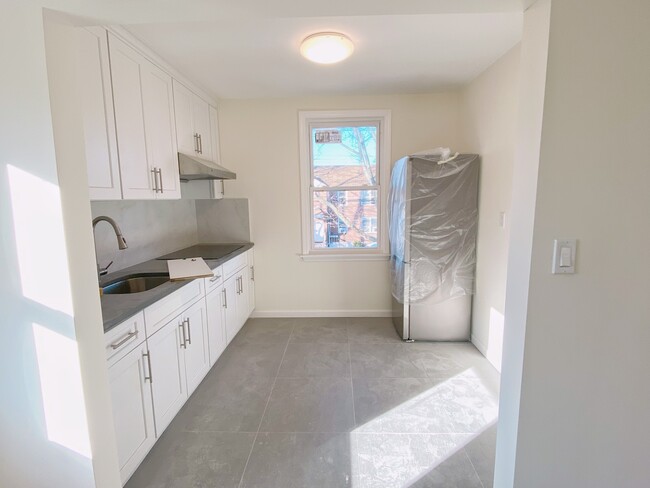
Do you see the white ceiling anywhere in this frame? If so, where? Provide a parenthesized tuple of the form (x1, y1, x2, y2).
(126, 13, 522, 99)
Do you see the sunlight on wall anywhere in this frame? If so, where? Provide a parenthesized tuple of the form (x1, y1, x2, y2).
(487, 308, 505, 372)
(7, 164, 73, 315)
(32, 323, 92, 459)
(351, 368, 498, 487)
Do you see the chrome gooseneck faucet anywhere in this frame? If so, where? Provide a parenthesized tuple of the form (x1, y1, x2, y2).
(92, 215, 128, 279)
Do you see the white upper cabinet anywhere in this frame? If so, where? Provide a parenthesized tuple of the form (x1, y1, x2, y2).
(108, 33, 180, 200)
(77, 27, 122, 200)
(141, 62, 180, 199)
(209, 105, 221, 164)
(173, 80, 213, 162)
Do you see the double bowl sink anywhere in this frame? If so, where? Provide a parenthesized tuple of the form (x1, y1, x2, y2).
(101, 273, 170, 295)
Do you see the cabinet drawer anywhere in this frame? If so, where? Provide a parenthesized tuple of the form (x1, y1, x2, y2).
(223, 253, 247, 279)
(105, 311, 145, 362)
(144, 280, 203, 337)
(204, 265, 223, 293)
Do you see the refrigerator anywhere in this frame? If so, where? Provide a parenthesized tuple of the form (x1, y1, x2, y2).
(389, 153, 479, 341)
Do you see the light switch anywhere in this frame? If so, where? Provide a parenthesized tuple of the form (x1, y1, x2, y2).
(559, 247, 572, 267)
(552, 239, 576, 274)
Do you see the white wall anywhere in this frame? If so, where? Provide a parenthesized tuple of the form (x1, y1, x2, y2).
(494, 0, 551, 485)
(0, 7, 120, 488)
(505, 0, 650, 486)
(219, 93, 463, 315)
(460, 45, 521, 371)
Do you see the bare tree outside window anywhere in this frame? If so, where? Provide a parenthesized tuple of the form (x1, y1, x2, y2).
(311, 125, 379, 249)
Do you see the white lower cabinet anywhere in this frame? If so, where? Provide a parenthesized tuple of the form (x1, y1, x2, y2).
(247, 249, 256, 316)
(107, 250, 256, 485)
(108, 342, 155, 485)
(223, 274, 239, 344)
(205, 289, 227, 366)
(147, 316, 187, 436)
(182, 299, 210, 395)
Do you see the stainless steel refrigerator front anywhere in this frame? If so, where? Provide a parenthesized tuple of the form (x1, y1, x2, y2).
(390, 155, 479, 341)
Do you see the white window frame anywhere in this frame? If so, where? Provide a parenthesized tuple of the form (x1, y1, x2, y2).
(298, 109, 391, 261)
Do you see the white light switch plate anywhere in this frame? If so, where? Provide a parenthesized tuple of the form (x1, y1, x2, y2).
(552, 239, 576, 274)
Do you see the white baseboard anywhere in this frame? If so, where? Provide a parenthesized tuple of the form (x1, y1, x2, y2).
(470, 334, 488, 356)
(251, 309, 393, 318)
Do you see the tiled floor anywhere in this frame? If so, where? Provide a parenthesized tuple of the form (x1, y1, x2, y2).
(126, 317, 500, 488)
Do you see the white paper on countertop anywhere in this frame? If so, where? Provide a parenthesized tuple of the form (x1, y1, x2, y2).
(167, 257, 214, 281)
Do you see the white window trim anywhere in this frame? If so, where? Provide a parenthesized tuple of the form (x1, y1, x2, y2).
(298, 109, 391, 261)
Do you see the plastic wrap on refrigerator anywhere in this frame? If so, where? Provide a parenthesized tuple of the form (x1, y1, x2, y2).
(389, 153, 479, 304)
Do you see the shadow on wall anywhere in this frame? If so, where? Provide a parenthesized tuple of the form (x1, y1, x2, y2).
(1, 164, 95, 485)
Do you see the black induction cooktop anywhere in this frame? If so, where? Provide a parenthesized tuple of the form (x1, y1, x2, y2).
(156, 244, 244, 261)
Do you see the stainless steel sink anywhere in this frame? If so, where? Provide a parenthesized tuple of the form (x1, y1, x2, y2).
(102, 273, 170, 295)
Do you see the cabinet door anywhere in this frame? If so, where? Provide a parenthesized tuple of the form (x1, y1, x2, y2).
(108, 343, 155, 484)
(182, 299, 210, 395)
(147, 317, 187, 436)
(192, 95, 212, 161)
(77, 27, 121, 200)
(141, 62, 180, 200)
(247, 250, 256, 317)
(236, 271, 249, 333)
(108, 34, 154, 199)
(223, 275, 239, 344)
(206, 288, 227, 366)
(209, 105, 221, 164)
(172, 80, 196, 156)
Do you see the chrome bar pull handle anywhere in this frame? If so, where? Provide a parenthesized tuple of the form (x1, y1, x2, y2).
(110, 330, 137, 349)
(222, 287, 227, 308)
(198, 133, 203, 154)
(151, 167, 158, 192)
(251, 266, 255, 281)
(209, 274, 221, 282)
(179, 321, 187, 348)
(185, 318, 191, 345)
(143, 351, 153, 383)
(157, 168, 164, 194)
(193, 133, 199, 153)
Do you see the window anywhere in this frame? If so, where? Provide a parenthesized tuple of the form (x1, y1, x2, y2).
(299, 110, 391, 260)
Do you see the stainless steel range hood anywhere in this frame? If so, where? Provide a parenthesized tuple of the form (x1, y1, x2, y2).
(178, 153, 236, 181)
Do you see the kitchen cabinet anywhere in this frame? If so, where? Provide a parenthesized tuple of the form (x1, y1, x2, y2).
(109, 33, 180, 200)
(235, 269, 249, 332)
(247, 249, 256, 316)
(77, 27, 122, 200)
(223, 274, 239, 344)
(147, 315, 187, 436)
(205, 288, 227, 366)
(108, 341, 155, 484)
(173, 80, 213, 162)
(182, 298, 210, 395)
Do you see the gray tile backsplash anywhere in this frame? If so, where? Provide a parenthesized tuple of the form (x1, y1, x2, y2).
(196, 198, 251, 243)
(91, 200, 199, 272)
(91, 198, 250, 273)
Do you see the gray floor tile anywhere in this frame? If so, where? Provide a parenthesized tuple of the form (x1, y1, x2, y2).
(240, 432, 353, 488)
(260, 377, 355, 432)
(350, 343, 427, 378)
(346, 318, 403, 344)
(278, 343, 351, 377)
(173, 372, 274, 432)
(214, 342, 286, 378)
(465, 424, 497, 488)
(125, 431, 255, 488)
(290, 321, 349, 343)
(354, 433, 482, 488)
(354, 375, 498, 434)
(231, 320, 294, 345)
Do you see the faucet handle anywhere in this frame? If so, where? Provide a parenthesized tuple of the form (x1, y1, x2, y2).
(99, 261, 114, 276)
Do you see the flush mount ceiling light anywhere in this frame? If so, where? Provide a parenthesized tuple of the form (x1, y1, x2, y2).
(300, 32, 354, 64)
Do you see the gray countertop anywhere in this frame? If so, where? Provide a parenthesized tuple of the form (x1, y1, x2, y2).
(100, 242, 254, 333)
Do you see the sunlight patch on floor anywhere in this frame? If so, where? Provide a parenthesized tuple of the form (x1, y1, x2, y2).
(350, 368, 498, 487)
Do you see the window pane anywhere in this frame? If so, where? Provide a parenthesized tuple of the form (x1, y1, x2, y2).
(312, 190, 378, 249)
(312, 126, 377, 187)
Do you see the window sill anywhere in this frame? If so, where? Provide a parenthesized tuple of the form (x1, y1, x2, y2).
(299, 253, 390, 262)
